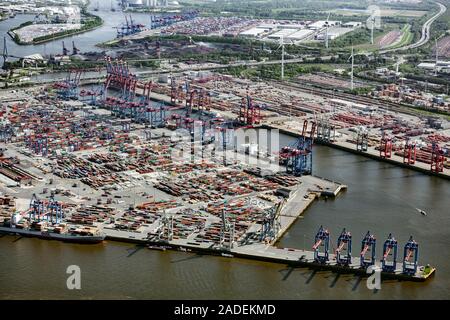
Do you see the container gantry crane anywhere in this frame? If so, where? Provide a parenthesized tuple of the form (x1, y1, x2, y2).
(431, 143, 445, 173)
(260, 198, 286, 243)
(316, 117, 335, 143)
(47, 194, 64, 224)
(402, 236, 419, 275)
(312, 225, 330, 264)
(62, 41, 69, 56)
(238, 95, 261, 126)
(356, 127, 368, 152)
(115, 15, 145, 38)
(79, 87, 104, 106)
(403, 138, 417, 165)
(220, 208, 235, 251)
(335, 228, 352, 266)
(72, 41, 80, 55)
(379, 130, 393, 158)
(29, 193, 45, 222)
(280, 120, 315, 176)
(157, 211, 174, 242)
(53, 69, 83, 100)
(360, 231, 376, 268)
(135, 81, 153, 123)
(381, 233, 398, 273)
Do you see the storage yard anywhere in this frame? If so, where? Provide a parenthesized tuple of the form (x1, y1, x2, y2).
(0, 97, 346, 254)
(1, 0, 450, 303)
(435, 36, 450, 58)
(147, 71, 450, 177)
(0, 79, 346, 250)
(160, 16, 261, 37)
(11, 23, 82, 44)
(378, 30, 403, 48)
(0, 49, 447, 282)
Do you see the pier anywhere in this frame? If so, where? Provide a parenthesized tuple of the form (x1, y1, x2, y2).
(262, 124, 450, 180)
(96, 178, 433, 283)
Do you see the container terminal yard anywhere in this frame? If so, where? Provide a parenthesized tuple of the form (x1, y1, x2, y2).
(0, 0, 449, 301)
(1, 56, 445, 283)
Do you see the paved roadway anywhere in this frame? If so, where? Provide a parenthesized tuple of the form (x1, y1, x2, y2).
(380, 1, 447, 54)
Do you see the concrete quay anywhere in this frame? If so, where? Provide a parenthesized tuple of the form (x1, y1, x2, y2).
(262, 124, 450, 180)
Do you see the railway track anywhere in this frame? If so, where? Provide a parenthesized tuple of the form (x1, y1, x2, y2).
(380, 1, 447, 54)
(271, 80, 441, 117)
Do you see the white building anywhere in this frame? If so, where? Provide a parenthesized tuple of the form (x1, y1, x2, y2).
(286, 29, 314, 41)
(343, 22, 362, 28)
(240, 27, 268, 37)
(418, 61, 450, 71)
(35, 6, 81, 24)
(267, 29, 297, 40)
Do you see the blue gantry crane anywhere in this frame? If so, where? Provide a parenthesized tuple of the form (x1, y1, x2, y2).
(381, 233, 398, 272)
(312, 225, 330, 264)
(47, 194, 64, 224)
(335, 228, 352, 266)
(280, 120, 316, 176)
(402, 236, 419, 275)
(29, 193, 45, 222)
(115, 15, 146, 38)
(360, 231, 376, 268)
(79, 87, 104, 106)
(29, 194, 64, 223)
(53, 69, 82, 100)
(0, 124, 15, 142)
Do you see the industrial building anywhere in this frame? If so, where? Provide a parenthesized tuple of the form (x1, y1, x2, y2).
(267, 28, 297, 40)
(308, 20, 341, 30)
(238, 19, 359, 44)
(286, 29, 314, 41)
(418, 60, 450, 73)
(239, 27, 269, 38)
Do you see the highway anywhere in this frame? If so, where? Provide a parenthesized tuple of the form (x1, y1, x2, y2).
(380, 1, 447, 54)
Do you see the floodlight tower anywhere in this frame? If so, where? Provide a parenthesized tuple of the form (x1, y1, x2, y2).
(325, 13, 331, 48)
(370, 16, 375, 45)
(280, 36, 284, 80)
(2, 37, 7, 70)
(435, 39, 439, 76)
(349, 46, 355, 90)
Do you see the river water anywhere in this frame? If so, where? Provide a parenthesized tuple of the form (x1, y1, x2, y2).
(0, 0, 449, 301)
(1, 142, 449, 300)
